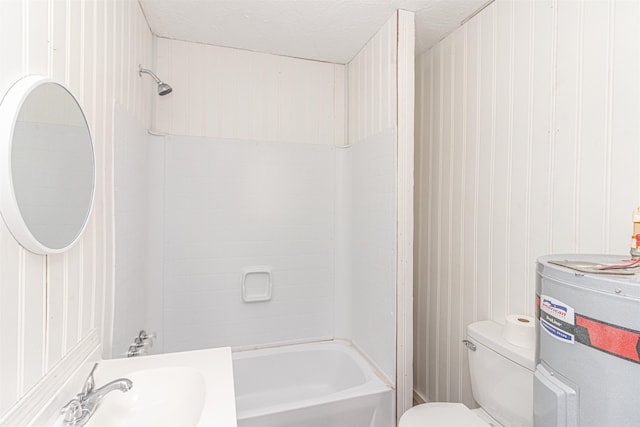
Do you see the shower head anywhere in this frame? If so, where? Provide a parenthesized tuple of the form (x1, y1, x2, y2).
(157, 82, 173, 96)
(139, 65, 173, 96)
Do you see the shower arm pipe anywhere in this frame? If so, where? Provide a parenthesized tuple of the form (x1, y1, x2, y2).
(139, 65, 162, 84)
(138, 63, 172, 133)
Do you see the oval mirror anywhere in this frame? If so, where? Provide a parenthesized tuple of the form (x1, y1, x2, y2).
(0, 76, 95, 254)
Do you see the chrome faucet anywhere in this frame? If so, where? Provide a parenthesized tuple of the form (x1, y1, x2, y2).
(60, 362, 133, 426)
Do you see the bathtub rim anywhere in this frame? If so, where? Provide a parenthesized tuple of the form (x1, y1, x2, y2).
(232, 338, 393, 387)
(232, 338, 393, 420)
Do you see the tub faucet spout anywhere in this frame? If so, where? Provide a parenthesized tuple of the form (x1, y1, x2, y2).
(60, 362, 133, 426)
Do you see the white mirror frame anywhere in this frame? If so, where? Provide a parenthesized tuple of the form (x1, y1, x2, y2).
(0, 76, 95, 255)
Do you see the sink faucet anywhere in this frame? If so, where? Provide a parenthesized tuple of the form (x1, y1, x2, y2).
(60, 362, 133, 426)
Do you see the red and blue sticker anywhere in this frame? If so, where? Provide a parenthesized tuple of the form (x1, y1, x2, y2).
(536, 294, 640, 365)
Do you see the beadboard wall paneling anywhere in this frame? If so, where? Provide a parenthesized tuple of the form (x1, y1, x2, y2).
(0, 0, 152, 419)
(414, 0, 640, 407)
(347, 13, 397, 144)
(154, 38, 344, 146)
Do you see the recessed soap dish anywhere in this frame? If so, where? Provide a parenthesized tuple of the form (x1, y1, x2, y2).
(241, 266, 272, 302)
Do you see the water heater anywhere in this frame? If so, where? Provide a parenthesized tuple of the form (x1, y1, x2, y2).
(535, 254, 640, 427)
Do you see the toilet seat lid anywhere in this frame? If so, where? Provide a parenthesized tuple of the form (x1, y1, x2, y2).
(399, 402, 489, 427)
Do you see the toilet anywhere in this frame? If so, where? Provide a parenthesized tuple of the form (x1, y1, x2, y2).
(400, 320, 535, 427)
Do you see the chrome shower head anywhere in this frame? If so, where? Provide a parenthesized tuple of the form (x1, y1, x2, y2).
(157, 82, 173, 96)
(138, 65, 173, 96)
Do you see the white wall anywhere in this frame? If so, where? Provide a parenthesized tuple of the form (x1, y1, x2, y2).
(414, 0, 640, 407)
(341, 13, 399, 384)
(0, 0, 152, 422)
(338, 130, 397, 383)
(396, 10, 415, 417)
(161, 135, 336, 351)
(347, 15, 397, 143)
(154, 38, 345, 145)
(113, 104, 153, 357)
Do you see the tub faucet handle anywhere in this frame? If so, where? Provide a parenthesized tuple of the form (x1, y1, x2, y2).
(138, 330, 155, 340)
(139, 330, 155, 344)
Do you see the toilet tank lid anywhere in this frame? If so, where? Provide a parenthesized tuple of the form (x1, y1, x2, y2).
(467, 320, 535, 371)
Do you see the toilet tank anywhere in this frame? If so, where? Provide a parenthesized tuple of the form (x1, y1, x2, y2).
(467, 320, 535, 427)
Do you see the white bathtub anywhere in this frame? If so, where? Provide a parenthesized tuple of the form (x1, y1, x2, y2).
(232, 340, 394, 427)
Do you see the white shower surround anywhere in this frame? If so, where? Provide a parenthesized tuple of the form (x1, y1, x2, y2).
(132, 127, 399, 384)
(161, 135, 337, 351)
(114, 104, 399, 386)
(112, 13, 408, 424)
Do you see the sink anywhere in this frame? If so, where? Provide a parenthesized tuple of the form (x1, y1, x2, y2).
(51, 347, 237, 427)
(87, 367, 205, 427)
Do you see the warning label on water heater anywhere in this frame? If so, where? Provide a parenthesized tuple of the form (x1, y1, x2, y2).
(540, 295, 576, 344)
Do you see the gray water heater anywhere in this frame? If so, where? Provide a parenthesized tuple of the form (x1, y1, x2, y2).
(535, 254, 640, 427)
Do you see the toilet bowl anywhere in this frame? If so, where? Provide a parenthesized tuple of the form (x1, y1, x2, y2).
(400, 320, 535, 427)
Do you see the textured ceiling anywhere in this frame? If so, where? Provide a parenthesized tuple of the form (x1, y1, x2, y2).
(139, 0, 491, 64)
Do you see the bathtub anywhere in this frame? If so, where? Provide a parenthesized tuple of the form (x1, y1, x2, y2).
(232, 340, 394, 427)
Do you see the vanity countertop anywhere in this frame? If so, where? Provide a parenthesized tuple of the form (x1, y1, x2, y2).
(46, 346, 237, 427)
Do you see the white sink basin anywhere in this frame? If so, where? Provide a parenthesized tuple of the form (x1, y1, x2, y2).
(51, 347, 236, 427)
(88, 367, 205, 427)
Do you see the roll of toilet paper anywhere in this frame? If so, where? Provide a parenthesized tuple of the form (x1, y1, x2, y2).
(502, 314, 535, 348)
